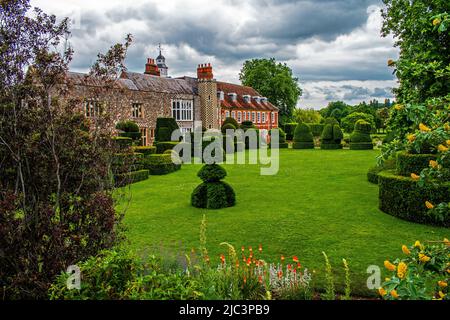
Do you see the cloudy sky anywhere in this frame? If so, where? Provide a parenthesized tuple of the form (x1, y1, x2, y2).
(31, 0, 399, 109)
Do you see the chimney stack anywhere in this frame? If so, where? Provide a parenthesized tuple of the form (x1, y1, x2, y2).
(145, 58, 160, 76)
(197, 63, 213, 80)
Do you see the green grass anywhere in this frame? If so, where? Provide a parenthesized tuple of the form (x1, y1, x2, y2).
(119, 149, 449, 297)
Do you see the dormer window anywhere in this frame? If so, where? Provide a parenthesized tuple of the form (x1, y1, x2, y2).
(228, 93, 237, 102)
(253, 96, 261, 104)
(217, 91, 225, 101)
(261, 97, 268, 103)
(243, 95, 251, 103)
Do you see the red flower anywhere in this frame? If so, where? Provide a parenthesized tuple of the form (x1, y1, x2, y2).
(297, 262, 302, 269)
(277, 271, 283, 279)
(293, 256, 299, 263)
(258, 275, 263, 283)
(281, 255, 285, 262)
(258, 244, 262, 252)
(287, 264, 292, 271)
(220, 254, 225, 264)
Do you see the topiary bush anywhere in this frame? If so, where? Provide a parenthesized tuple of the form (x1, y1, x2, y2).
(276, 128, 289, 148)
(116, 121, 141, 143)
(320, 124, 343, 149)
(114, 169, 149, 187)
(112, 136, 132, 149)
(221, 123, 236, 134)
(350, 120, 373, 150)
(191, 164, 235, 209)
(367, 158, 396, 184)
(292, 123, 314, 149)
(307, 123, 325, 137)
(222, 117, 239, 129)
(156, 141, 180, 154)
(131, 146, 156, 156)
(155, 118, 179, 142)
(283, 123, 298, 141)
(240, 121, 255, 131)
(143, 154, 181, 175)
(378, 170, 450, 227)
(396, 151, 437, 176)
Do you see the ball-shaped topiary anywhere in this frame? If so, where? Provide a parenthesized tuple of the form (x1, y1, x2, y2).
(293, 123, 314, 149)
(240, 121, 255, 131)
(222, 117, 239, 129)
(191, 164, 235, 209)
(350, 120, 373, 150)
(221, 123, 236, 134)
(320, 124, 343, 149)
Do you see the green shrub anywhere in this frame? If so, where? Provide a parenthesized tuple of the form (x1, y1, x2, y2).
(378, 170, 450, 227)
(383, 130, 397, 144)
(222, 117, 239, 128)
(48, 250, 201, 300)
(320, 124, 343, 149)
(293, 123, 314, 149)
(283, 123, 298, 140)
(112, 136, 132, 148)
(116, 120, 139, 133)
(240, 121, 255, 131)
(143, 154, 181, 175)
(114, 169, 149, 187)
(131, 146, 156, 156)
(221, 123, 236, 134)
(307, 123, 325, 137)
(324, 117, 339, 125)
(156, 141, 180, 154)
(279, 142, 289, 148)
(191, 164, 236, 209)
(396, 151, 437, 176)
(155, 118, 179, 142)
(350, 120, 373, 150)
(341, 112, 375, 133)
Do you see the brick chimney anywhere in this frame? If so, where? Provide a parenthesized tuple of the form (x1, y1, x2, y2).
(197, 63, 213, 80)
(144, 58, 160, 76)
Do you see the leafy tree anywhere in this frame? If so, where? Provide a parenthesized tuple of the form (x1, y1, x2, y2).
(0, 0, 132, 298)
(293, 108, 322, 124)
(239, 58, 302, 124)
(381, 0, 450, 103)
(341, 112, 376, 133)
(319, 101, 352, 123)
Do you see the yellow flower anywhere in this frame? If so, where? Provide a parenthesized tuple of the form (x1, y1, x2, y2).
(419, 253, 431, 263)
(397, 262, 407, 279)
(447, 140, 450, 146)
(445, 123, 450, 131)
(438, 291, 446, 299)
(425, 201, 435, 209)
(429, 160, 439, 169)
(384, 260, 396, 272)
(407, 134, 416, 143)
(390, 290, 399, 299)
(438, 144, 449, 152)
(438, 281, 448, 288)
(414, 240, 422, 248)
(394, 104, 403, 110)
(378, 287, 387, 297)
(419, 123, 431, 132)
(402, 245, 411, 255)
(385, 277, 391, 281)
(433, 18, 441, 26)
(444, 238, 450, 247)
(411, 173, 420, 181)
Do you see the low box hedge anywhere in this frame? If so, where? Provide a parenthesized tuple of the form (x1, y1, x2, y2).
(350, 142, 374, 150)
(114, 169, 149, 187)
(378, 170, 450, 226)
(131, 146, 157, 156)
(396, 152, 437, 176)
(320, 143, 342, 150)
(143, 154, 181, 175)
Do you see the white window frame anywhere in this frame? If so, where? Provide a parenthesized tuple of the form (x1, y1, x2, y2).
(257, 112, 261, 123)
(171, 99, 193, 121)
(237, 111, 242, 123)
(132, 103, 143, 118)
(140, 128, 147, 146)
(84, 100, 102, 118)
(252, 111, 256, 123)
(262, 112, 266, 123)
(225, 110, 230, 118)
(231, 111, 236, 119)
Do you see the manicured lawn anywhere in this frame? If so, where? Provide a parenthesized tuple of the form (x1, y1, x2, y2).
(120, 149, 449, 297)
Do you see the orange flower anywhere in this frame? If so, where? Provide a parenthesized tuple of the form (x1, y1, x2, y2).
(433, 18, 441, 26)
(419, 123, 431, 132)
(287, 264, 292, 271)
(397, 262, 407, 279)
(293, 256, 299, 263)
(378, 287, 387, 296)
(297, 262, 302, 269)
(384, 260, 396, 272)
(444, 238, 450, 247)
(445, 123, 450, 131)
(258, 275, 263, 283)
(243, 276, 247, 284)
(246, 257, 251, 266)
(438, 281, 448, 288)
(419, 253, 431, 263)
(438, 144, 449, 152)
(277, 271, 283, 279)
(281, 255, 285, 262)
(258, 244, 262, 253)
(394, 104, 403, 110)
(402, 245, 411, 255)
(425, 201, 434, 209)
(220, 254, 225, 264)
(429, 160, 439, 169)
(390, 290, 399, 299)
(411, 173, 420, 181)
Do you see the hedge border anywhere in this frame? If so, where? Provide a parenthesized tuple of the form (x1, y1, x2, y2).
(396, 151, 437, 176)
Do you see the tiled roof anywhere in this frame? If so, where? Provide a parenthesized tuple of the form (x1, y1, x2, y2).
(121, 72, 194, 94)
(217, 82, 278, 111)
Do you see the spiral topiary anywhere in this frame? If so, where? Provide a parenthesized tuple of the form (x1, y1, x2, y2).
(191, 164, 236, 209)
(293, 123, 314, 149)
(350, 120, 373, 150)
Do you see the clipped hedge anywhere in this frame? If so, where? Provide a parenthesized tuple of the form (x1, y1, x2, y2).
(155, 118, 179, 142)
(143, 154, 181, 175)
(221, 123, 236, 134)
(396, 151, 437, 176)
(378, 170, 450, 226)
(307, 123, 325, 137)
(112, 136, 132, 148)
(156, 141, 180, 154)
(283, 123, 298, 141)
(114, 169, 149, 187)
(240, 121, 255, 131)
(222, 117, 239, 129)
(293, 123, 314, 149)
(367, 158, 396, 184)
(320, 124, 343, 149)
(350, 120, 373, 150)
(131, 146, 157, 156)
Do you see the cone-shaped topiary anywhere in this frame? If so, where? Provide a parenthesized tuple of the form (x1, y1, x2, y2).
(191, 164, 236, 209)
(320, 124, 343, 149)
(293, 123, 314, 149)
(350, 120, 373, 150)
